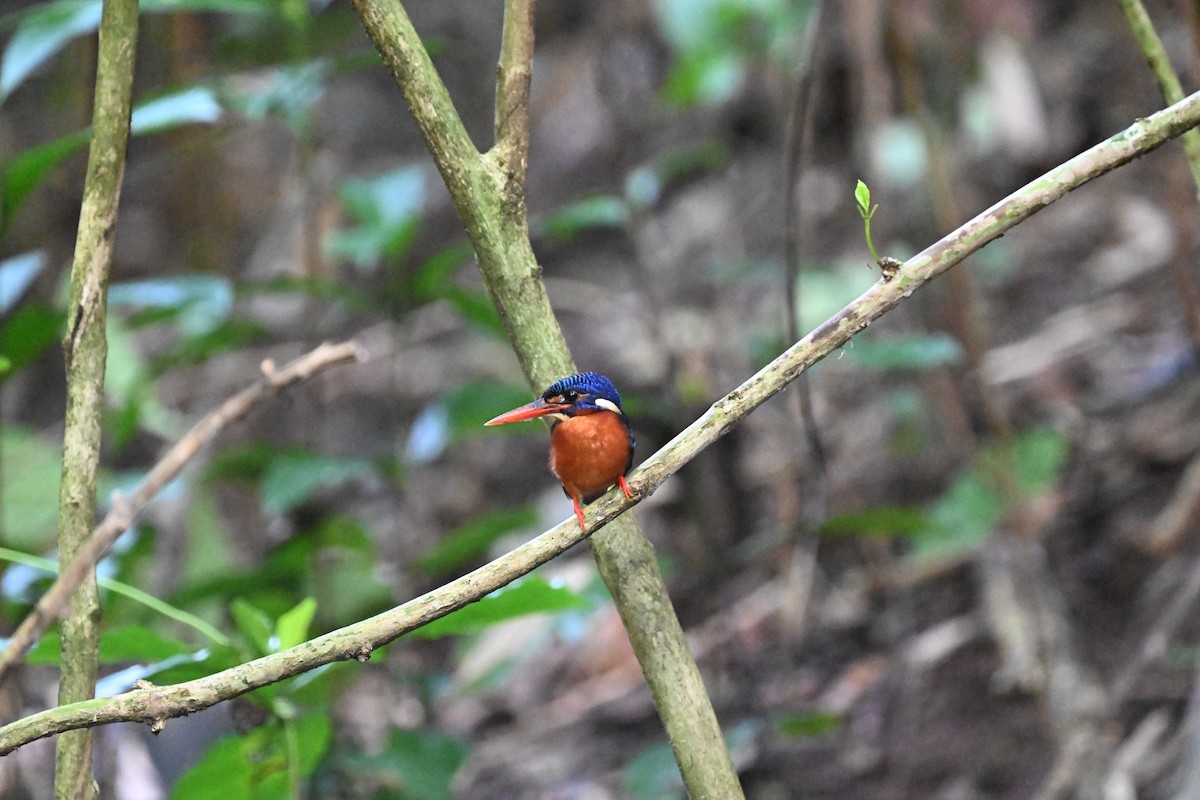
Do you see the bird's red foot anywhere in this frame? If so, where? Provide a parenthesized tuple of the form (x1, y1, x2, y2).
(573, 497, 587, 530)
(618, 475, 634, 501)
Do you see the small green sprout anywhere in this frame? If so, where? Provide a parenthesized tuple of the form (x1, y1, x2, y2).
(855, 179, 881, 264)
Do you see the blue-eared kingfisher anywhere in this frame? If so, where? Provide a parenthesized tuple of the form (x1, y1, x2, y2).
(485, 372, 635, 529)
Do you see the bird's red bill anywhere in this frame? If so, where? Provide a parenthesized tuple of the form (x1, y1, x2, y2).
(484, 398, 570, 426)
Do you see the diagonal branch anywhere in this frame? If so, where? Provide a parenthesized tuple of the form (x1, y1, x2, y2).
(1116, 0, 1200, 197)
(3, 90, 1198, 756)
(0, 341, 364, 686)
(492, 0, 535, 189)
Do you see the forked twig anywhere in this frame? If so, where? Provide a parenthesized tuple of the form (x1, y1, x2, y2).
(0, 341, 364, 685)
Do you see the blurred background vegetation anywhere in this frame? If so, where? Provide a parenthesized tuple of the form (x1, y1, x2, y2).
(2, 0, 1200, 797)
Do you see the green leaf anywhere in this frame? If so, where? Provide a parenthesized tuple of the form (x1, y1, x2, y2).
(656, 140, 729, 182)
(536, 194, 628, 242)
(286, 714, 333, 779)
(661, 49, 744, 107)
(178, 483, 238, 594)
(411, 241, 474, 301)
(1, 128, 90, 225)
(171, 733, 253, 800)
(1, 89, 224, 230)
(820, 506, 928, 538)
(311, 514, 374, 551)
(259, 451, 374, 515)
(0, 426, 64, 551)
(129, 86, 222, 135)
(654, 0, 810, 107)
(328, 165, 425, 268)
(274, 597, 317, 651)
(205, 442, 277, 483)
(139, 0, 273, 15)
(314, 546, 391, 624)
(105, 317, 181, 444)
(655, 0, 724, 51)
(0, 250, 44, 313)
(854, 179, 871, 212)
(104, 316, 148, 407)
(96, 625, 194, 661)
(341, 165, 425, 228)
(342, 727, 467, 800)
(625, 719, 758, 800)
(139, 645, 242, 686)
(908, 428, 1068, 564)
(794, 266, 877, 332)
(912, 473, 1001, 562)
(230, 598, 275, 656)
(625, 739, 686, 800)
(173, 714, 330, 800)
(409, 576, 590, 639)
(109, 274, 234, 335)
(0, 0, 102, 104)
(224, 60, 328, 132)
(0, 303, 60, 380)
(845, 334, 964, 370)
(25, 624, 192, 665)
(418, 507, 539, 575)
(1011, 427, 1069, 495)
(777, 711, 841, 737)
(442, 286, 506, 336)
(447, 380, 534, 441)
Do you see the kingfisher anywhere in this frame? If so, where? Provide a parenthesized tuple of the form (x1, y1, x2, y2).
(485, 371, 636, 529)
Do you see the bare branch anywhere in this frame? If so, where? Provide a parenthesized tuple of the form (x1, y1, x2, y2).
(492, 0, 535, 190)
(55, 0, 140, 792)
(0, 341, 365, 685)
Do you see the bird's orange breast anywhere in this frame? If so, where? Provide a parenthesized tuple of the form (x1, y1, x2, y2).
(549, 412, 632, 503)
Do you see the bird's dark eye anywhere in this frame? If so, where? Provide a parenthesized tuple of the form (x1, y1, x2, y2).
(562, 390, 579, 403)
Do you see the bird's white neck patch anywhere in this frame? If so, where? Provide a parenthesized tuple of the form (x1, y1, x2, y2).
(594, 398, 621, 414)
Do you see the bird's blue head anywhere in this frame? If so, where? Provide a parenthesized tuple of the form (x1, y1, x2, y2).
(541, 372, 624, 416)
(485, 371, 626, 426)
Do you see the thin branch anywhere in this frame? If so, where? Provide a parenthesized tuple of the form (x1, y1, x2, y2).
(492, 0, 535, 190)
(782, 0, 829, 517)
(0, 341, 364, 686)
(55, 0, 139, 794)
(3, 91, 1198, 757)
(1117, 0, 1200, 197)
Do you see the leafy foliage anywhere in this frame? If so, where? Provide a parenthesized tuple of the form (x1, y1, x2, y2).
(172, 714, 332, 800)
(409, 576, 591, 640)
(655, 0, 815, 107)
(338, 727, 468, 800)
(0, 427, 69, 551)
(417, 506, 540, 575)
(823, 428, 1070, 564)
